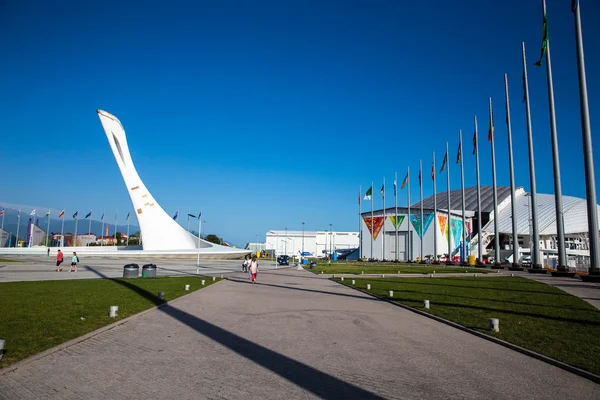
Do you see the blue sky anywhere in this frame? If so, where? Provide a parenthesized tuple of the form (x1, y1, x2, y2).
(1, 0, 599, 247)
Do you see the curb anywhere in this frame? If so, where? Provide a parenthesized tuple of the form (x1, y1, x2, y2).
(332, 279, 600, 385)
(0, 279, 224, 375)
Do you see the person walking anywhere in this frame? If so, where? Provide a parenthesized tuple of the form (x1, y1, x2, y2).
(249, 255, 259, 283)
(69, 251, 79, 273)
(242, 255, 250, 273)
(55, 249, 63, 271)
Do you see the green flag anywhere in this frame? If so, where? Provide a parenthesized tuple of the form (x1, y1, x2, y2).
(534, 5, 548, 67)
(364, 186, 372, 201)
(439, 152, 448, 173)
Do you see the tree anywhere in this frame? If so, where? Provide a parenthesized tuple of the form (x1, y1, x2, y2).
(205, 234, 222, 245)
(115, 232, 123, 246)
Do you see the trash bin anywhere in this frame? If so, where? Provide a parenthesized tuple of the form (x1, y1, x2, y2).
(468, 255, 476, 266)
(142, 264, 157, 278)
(123, 264, 139, 279)
(310, 262, 317, 269)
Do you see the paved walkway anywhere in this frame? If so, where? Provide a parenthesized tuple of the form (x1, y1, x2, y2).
(1, 268, 598, 399)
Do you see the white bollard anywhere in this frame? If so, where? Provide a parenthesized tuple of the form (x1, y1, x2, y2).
(361, 271, 364, 274)
(398, 271, 400, 274)
(0, 339, 4, 360)
(352, 280, 355, 285)
(367, 284, 371, 290)
(341, 277, 344, 281)
(201, 280, 205, 285)
(388, 290, 393, 297)
(220, 275, 223, 279)
(109, 306, 118, 318)
(185, 284, 190, 291)
(158, 292, 164, 300)
(382, 274, 385, 278)
(433, 271, 435, 274)
(424, 300, 430, 309)
(489, 318, 500, 332)
(321, 271, 323, 274)
(474, 274, 477, 277)
(213, 276, 216, 281)
(511, 273, 514, 277)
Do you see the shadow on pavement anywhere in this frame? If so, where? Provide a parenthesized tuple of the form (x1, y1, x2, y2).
(84, 266, 384, 400)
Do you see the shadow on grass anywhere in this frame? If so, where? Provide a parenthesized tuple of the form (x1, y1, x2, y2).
(84, 266, 383, 400)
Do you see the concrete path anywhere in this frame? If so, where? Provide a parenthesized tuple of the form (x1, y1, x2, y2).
(1, 268, 599, 399)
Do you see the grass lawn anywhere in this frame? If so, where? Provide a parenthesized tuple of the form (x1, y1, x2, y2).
(334, 276, 600, 376)
(0, 258, 22, 263)
(0, 276, 220, 368)
(305, 261, 486, 275)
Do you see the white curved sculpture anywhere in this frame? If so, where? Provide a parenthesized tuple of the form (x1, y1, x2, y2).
(97, 110, 240, 254)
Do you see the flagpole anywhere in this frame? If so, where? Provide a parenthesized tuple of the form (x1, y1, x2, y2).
(522, 42, 542, 269)
(474, 117, 483, 263)
(459, 130, 467, 264)
(446, 142, 452, 264)
(407, 166, 411, 262)
(490, 98, 501, 266)
(46, 212, 51, 247)
(60, 211, 65, 247)
(395, 172, 398, 261)
(371, 181, 374, 260)
(504, 74, 519, 267)
(1, 211, 5, 247)
(433, 152, 437, 263)
(100, 209, 105, 247)
(359, 185, 362, 260)
(15, 209, 21, 248)
(114, 210, 118, 246)
(420, 160, 424, 262)
(127, 213, 130, 246)
(74, 213, 79, 247)
(197, 211, 202, 269)
(540, 0, 567, 270)
(88, 211, 92, 245)
(187, 208, 191, 232)
(572, 1, 599, 275)
(382, 176, 385, 261)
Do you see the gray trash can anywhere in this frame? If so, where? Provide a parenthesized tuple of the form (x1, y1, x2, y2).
(123, 264, 139, 279)
(142, 263, 157, 278)
(310, 262, 317, 269)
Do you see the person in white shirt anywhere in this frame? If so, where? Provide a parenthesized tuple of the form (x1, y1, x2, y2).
(249, 255, 259, 283)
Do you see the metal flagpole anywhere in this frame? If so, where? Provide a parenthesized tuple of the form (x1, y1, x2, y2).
(489, 98, 501, 265)
(74, 212, 79, 247)
(15, 209, 21, 248)
(197, 212, 202, 269)
(505, 74, 519, 267)
(394, 172, 398, 261)
(359, 185, 362, 260)
(522, 43, 541, 269)
(446, 143, 452, 264)
(474, 117, 483, 263)
(126, 213, 130, 246)
(433, 152, 437, 263)
(187, 208, 191, 232)
(88, 211, 92, 243)
(382, 176, 385, 261)
(46, 211, 51, 247)
(459, 130, 467, 264)
(539, 0, 566, 269)
(407, 167, 411, 261)
(1, 210, 5, 247)
(572, 1, 599, 275)
(114, 210, 118, 246)
(371, 181, 374, 260)
(420, 160, 424, 262)
(60, 211, 65, 247)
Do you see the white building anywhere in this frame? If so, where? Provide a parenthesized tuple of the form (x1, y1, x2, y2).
(265, 230, 359, 257)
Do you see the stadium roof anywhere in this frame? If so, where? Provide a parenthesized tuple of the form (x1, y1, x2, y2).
(483, 192, 600, 236)
(411, 185, 520, 213)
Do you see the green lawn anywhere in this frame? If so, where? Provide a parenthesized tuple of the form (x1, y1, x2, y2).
(306, 261, 486, 275)
(0, 258, 22, 262)
(334, 276, 600, 375)
(0, 276, 220, 367)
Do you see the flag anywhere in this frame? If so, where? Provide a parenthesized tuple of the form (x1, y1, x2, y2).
(571, 0, 578, 13)
(46, 210, 50, 218)
(393, 179, 397, 196)
(126, 212, 130, 220)
(85, 211, 92, 219)
(418, 170, 421, 187)
(431, 163, 435, 180)
(173, 211, 178, 220)
(30, 209, 36, 216)
(380, 184, 384, 197)
(73, 211, 78, 219)
(364, 186, 372, 201)
(188, 213, 197, 219)
(456, 142, 461, 164)
(58, 210, 65, 218)
(401, 173, 408, 189)
(0, 209, 4, 217)
(534, 4, 548, 67)
(439, 152, 448, 173)
(488, 108, 495, 142)
(101, 212, 104, 221)
(472, 131, 477, 155)
(358, 190, 361, 205)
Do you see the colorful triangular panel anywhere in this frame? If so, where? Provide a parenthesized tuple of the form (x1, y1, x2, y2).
(389, 215, 405, 230)
(438, 215, 448, 239)
(363, 216, 386, 241)
(410, 214, 434, 239)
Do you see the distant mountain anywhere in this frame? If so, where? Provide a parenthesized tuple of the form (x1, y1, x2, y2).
(0, 207, 140, 240)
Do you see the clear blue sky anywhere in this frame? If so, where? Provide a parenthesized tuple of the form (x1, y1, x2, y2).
(1, 0, 599, 247)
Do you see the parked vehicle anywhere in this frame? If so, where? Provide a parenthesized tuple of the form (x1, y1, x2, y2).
(277, 255, 290, 265)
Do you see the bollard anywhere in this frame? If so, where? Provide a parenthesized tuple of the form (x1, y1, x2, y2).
(220, 275, 223, 279)
(361, 271, 364, 274)
(367, 284, 371, 290)
(511, 273, 514, 277)
(109, 306, 118, 318)
(341, 277, 344, 281)
(429, 274, 433, 278)
(382, 274, 385, 278)
(201, 280, 205, 285)
(424, 300, 430, 309)
(0, 339, 4, 361)
(351, 280, 355, 285)
(321, 271, 323, 274)
(185, 285, 190, 291)
(388, 290, 393, 297)
(489, 318, 499, 332)
(433, 271, 435, 274)
(158, 292, 164, 300)
(333, 275, 335, 279)
(212, 276, 216, 281)
(474, 274, 477, 277)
